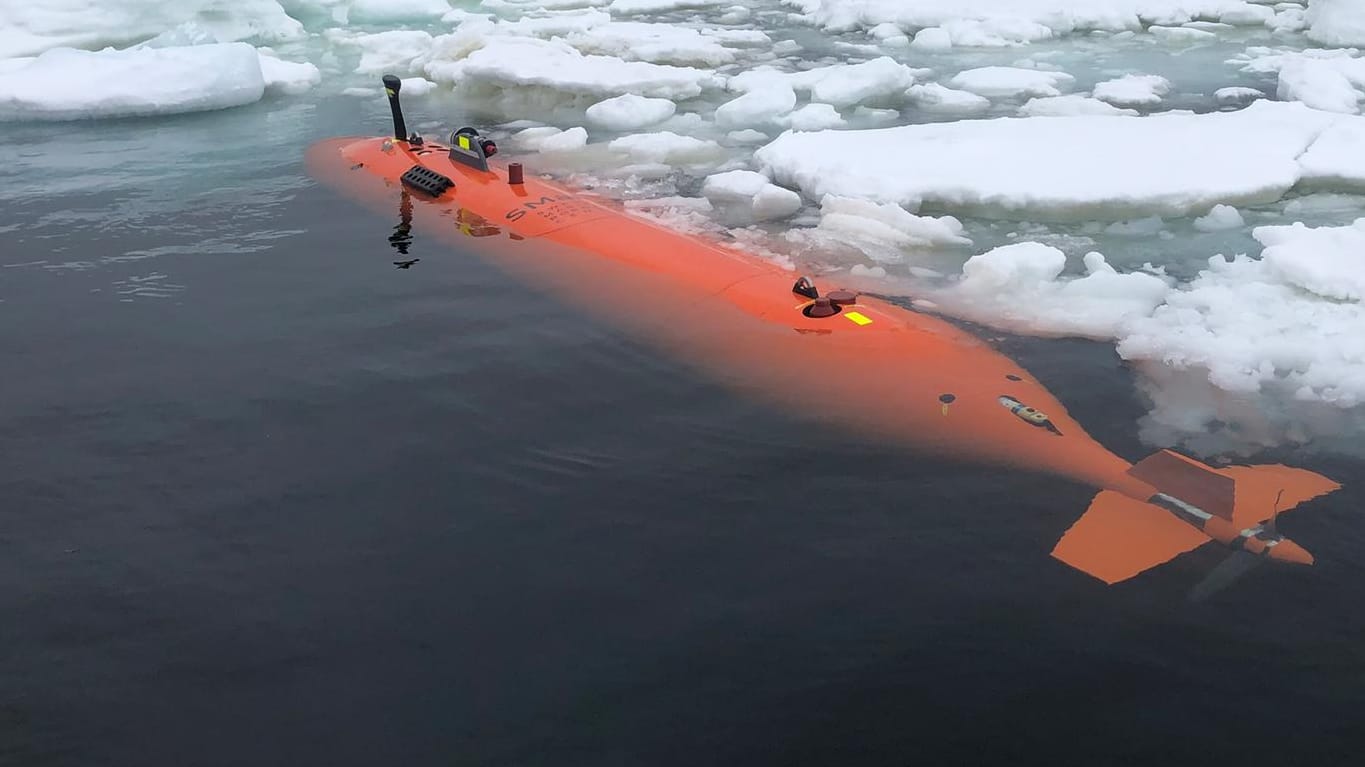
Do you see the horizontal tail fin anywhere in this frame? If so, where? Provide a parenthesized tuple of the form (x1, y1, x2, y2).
(1052, 491, 1210, 584)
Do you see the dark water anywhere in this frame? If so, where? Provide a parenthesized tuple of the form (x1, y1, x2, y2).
(3, 100, 1365, 766)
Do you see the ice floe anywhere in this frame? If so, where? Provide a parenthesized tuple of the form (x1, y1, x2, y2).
(1018, 95, 1135, 117)
(1091, 74, 1170, 107)
(454, 37, 725, 100)
(756, 101, 1361, 220)
(1305, 0, 1365, 48)
(0, 43, 273, 120)
(585, 93, 676, 130)
(948, 66, 1074, 99)
(701, 170, 803, 221)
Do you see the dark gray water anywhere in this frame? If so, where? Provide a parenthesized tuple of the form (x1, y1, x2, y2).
(3, 99, 1365, 766)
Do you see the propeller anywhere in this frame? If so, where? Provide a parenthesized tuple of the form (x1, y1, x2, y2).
(1188, 549, 1263, 603)
(1187, 489, 1287, 602)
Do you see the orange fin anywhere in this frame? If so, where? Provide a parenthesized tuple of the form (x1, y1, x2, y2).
(1128, 450, 1235, 519)
(1220, 464, 1340, 527)
(1052, 491, 1210, 584)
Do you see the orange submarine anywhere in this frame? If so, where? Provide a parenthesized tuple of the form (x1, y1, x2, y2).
(309, 76, 1341, 593)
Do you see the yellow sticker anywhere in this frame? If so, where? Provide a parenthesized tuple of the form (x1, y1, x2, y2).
(844, 311, 872, 326)
(458, 135, 471, 150)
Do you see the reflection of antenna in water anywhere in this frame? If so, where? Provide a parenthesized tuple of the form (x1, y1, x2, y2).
(388, 190, 414, 257)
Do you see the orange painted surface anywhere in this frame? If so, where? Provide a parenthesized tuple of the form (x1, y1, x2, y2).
(308, 135, 1341, 584)
(1052, 491, 1211, 585)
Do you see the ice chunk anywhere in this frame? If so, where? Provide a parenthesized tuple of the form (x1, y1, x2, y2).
(455, 37, 725, 100)
(349, 0, 451, 22)
(0, 0, 305, 59)
(1019, 95, 1136, 116)
(346, 30, 435, 75)
(585, 93, 676, 130)
(1092, 74, 1170, 107)
(399, 77, 438, 97)
(784, 0, 1277, 37)
(1192, 204, 1245, 231)
(1235, 48, 1365, 114)
(1147, 25, 1218, 43)
(701, 170, 803, 221)
(565, 22, 735, 67)
(804, 195, 971, 258)
(731, 58, 920, 109)
(933, 244, 1170, 339)
(804, 57, 917, 107)
(948, 66, 1074, 99)
(910, 27, 953, 50)
(1215, 86, 1263, 104)
(258, 51, 321, 96)
(537, 126, 590, 152)
(0, 43, 266, 121)
(1255, 219, 1365, 301)
(609, 0, 726, 13)
(609, 131, 723, 163)
(788, 103, 846, 131)
(1298, 118, 1365, 186)
(1305, 0, 1365, 47)
(715, 84, 797, 128)
(756, 100, 1349, 220)
(726, 129, 770, 144)
(906, 83, 990, 113)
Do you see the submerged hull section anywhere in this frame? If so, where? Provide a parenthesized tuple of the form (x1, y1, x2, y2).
(309, 136, 1147, 495)
(309, 133, 1340, 585)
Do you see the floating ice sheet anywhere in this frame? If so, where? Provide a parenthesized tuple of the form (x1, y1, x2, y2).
(756, 101, 1361, 220)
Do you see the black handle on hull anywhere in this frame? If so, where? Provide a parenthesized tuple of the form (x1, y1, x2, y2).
(382, 74, 407, 142)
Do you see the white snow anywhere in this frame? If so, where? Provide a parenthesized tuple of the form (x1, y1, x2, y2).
(755, 100, 1360, 220)
(585, 93, 676, 130)
(730, 58, 921, 109)
(1255, 219, 1365, 301)
(1091, 74, 1170, 107)
(0, 43, 266, 121)
(910, 27, 953, 50)
(1192, 204, 1245, 231)
(906, 83, 990, 114)
(1215, 86, 1263, 104)
(1018, 95, 1136, 116)
(948, 66, 1074, 99)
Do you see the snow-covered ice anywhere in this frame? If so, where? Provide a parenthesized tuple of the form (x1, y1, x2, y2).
(701, 170, 803, 221)
(0, 43, 267, 121)
(948, 67, 1074, 99)
(756, 101, 1360, 220)
(1091, 74, 1170, 107)
(585, 93, 676, 130)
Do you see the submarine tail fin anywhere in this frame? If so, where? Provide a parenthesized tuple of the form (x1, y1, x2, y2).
(1051, 491, 1211, 584)
(1129, 449, 1339, 526)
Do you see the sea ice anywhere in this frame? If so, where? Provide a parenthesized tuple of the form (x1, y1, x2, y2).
(715, 83, 797, 128)
(1091, 74, 1170, 107)
(906, 83, 990, 114)
(1192, 204, 1245, 231)
(1018, 95, 1136, 117)
(0, 43, 267, 121)
(932, 244, 1170, 339)
(1305, 0, 1365, 47)
(348, 0, 451, 22)
(755, 100, 1355, 220)
(565, 22, 736, 67)
(948, 66, 1075, 99)
(701, 170, 803, 221)
(453, 37, 725, 100)
(585, 93, 676, 130)
(787, 103, 846, 131)
(609, 131, 724, 163)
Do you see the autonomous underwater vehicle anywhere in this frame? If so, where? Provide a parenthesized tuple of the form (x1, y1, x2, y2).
(307, 75, 1341, 595)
